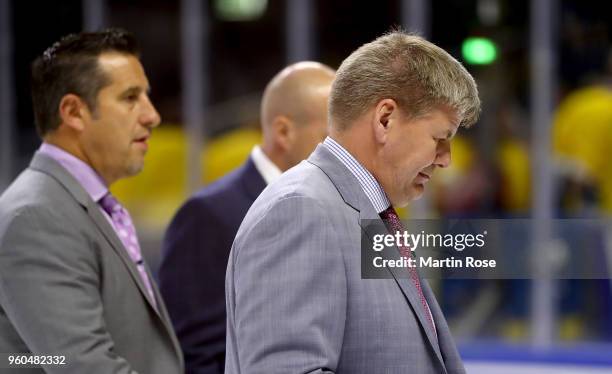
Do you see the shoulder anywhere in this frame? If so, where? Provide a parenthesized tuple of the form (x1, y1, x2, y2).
(190, 159, 257, 205)
(0, 189, 96, 270)
(172, 168, 246, 222)
(236, 161, 341, 240)
(228, 163, 350, 282)
(0, 166, 99, 261)
(166, 162, 261, 242)
(0, 168, 78, 223)
(248, 161, 340, 217)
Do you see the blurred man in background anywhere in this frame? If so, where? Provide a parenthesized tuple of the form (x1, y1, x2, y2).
(159, 61, 335, 374)
(225, 31, 480, 373)
(0, 29, 183, 373)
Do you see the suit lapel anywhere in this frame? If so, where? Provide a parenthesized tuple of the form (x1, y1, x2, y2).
(307, 145, 363, 212)
(309, 145, 446, 372)
(30, 153, 163, 317)
(360, 208, 445, 371)
(83, 201, 185, 364)
(421, 281, 464, 373)
(84, 199, 162, 315)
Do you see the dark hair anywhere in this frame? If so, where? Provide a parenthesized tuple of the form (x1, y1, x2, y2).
(30, 28, 140, 137)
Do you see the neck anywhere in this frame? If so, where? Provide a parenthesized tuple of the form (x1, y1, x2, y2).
(44, 135, 86, 164)
(330, 124, 375, 172)
(260, 142, 290, 172)
(44, 134, 114, 186)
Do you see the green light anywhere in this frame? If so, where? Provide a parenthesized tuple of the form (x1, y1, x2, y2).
(462, 37, 497, 65)
(215, 0, 267, 21)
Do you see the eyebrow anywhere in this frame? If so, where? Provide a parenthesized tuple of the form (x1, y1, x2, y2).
(120, 85, 151, 97)
(446, 129, 457, 140)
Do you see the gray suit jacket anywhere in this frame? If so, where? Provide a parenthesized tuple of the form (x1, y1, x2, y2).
(0, 153, 184, 374)
(225, 144, 465, 373)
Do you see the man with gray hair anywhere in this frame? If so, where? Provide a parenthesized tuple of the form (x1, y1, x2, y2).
(225, 31, 480, 373)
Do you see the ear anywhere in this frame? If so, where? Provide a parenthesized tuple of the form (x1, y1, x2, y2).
(271, 115, 295, 151)
(58, 94, 89, 132)
(372, 98, 398, 144)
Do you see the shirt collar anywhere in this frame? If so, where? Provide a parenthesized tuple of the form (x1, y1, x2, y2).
(250, 145, 283, 185)
(322, 137, 391, 213)
(38, 143, 108, 202)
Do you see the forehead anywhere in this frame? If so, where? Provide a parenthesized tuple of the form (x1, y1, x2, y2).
(96, 52, 149, 90)
(421, 105, 460, 134)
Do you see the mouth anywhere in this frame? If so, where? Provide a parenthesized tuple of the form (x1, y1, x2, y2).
(414, 171, 431, 184)
(133, 134, 150, 149)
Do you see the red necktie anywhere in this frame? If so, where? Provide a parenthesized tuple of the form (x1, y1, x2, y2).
(379, 206, 436, 336)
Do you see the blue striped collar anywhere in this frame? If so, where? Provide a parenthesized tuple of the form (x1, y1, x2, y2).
(323, 137, 390, 213)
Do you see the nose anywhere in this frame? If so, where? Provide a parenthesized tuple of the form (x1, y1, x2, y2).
(140, 94, 161, 128)
(434, 139, 451, 168)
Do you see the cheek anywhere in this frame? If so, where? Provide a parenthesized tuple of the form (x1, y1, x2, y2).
(84, 125, 110, 151)
(415, 143, 437, 167)
(399, 154, 420, 177)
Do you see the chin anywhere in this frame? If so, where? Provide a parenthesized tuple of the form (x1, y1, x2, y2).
(411, 193, 424, 201)
(393, 195, 413, 208)
(405, 184, 426, 203)
(126, 162, 145, 177)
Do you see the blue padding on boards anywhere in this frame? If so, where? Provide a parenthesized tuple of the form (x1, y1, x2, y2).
(459, 341, 612, 366)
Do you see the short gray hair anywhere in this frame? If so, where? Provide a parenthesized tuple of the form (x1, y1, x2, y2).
(329, 30, 480, 130)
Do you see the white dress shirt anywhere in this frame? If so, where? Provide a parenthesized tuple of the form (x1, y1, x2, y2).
(251, 145, 282, 185)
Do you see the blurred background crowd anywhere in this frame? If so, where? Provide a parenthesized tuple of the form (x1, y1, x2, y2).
(1, 0, 611, 371)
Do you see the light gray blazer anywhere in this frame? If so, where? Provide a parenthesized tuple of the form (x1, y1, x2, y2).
(225, 144, 465, 374)
(0, 153, 184, 374)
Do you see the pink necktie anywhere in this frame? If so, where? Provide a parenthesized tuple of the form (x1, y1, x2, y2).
(379, 206, 436, 336)
(99, 193, 157, 309)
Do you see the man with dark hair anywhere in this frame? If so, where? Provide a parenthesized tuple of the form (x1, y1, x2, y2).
(0, 29, 183, 373)
(225, 31, 480, 373)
